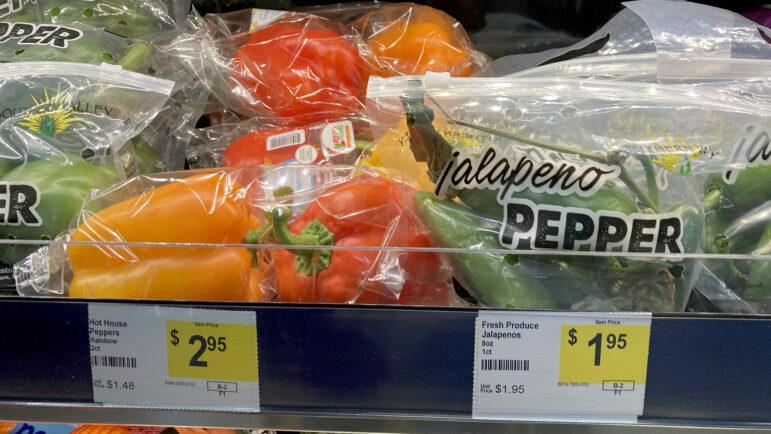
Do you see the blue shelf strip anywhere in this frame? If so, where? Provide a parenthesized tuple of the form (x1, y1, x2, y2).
(0, 299, 769, 423)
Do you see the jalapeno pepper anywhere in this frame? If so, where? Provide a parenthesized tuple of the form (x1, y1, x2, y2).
(68, 172, 266, 301)
(414, 191, 553, 308)
(400, 82, 694, 311)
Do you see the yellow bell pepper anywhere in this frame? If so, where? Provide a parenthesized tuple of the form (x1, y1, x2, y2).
(67, 172, 265, 301)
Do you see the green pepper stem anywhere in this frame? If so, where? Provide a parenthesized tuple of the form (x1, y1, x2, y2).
(270, 207, 334, 276)
(243, 225, 270, 244)
(637, 156, 659, 209)
(118, 42, 153, 72)
(703, 188, 723, 212)
(617, 163, 660, 213)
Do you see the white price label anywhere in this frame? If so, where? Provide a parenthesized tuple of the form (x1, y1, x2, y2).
(89, 304, 259, 411)
(473, 311, 651, 422)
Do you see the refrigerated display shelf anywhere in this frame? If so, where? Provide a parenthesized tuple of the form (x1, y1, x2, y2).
(0, 297, 769, 432)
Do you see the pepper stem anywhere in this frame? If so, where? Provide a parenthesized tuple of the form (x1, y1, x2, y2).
(637, 156, 660, 210)
(703, 188, 723, 212)
(270, 207, 334, 276)
(118, 42, 153, 72)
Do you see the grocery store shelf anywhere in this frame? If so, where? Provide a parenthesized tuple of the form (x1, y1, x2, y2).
(0, 297, 769, 431)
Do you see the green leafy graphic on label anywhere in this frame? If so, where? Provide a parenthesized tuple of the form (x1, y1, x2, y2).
(649, 137, 714, 176)
(17, 86, 82, 136)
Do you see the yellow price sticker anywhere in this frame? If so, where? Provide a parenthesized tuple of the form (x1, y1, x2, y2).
(559, 325, 650, 385)
(167, 320, 258, 382)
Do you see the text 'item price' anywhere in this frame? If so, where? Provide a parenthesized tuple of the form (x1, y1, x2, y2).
(559, 324, 650, 385)
(166, 320, 258, 382)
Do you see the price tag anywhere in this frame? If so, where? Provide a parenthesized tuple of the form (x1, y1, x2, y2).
(560, 325, 650, 386)
(472, 311, 651, 422)
(89, 304, 259, 411)
(167, 321, 258, 382)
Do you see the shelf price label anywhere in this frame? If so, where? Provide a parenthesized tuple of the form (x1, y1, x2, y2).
(472, 311, 651, 421)
(167, 321, 258, 382)
(559, 325, 650, 386)
(88, 304, 260, 410)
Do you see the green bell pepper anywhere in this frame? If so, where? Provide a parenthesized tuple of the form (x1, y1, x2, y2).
(0, 153, 118, 264)
(42, 0, 163, 38)
(414, 190, 555, 309)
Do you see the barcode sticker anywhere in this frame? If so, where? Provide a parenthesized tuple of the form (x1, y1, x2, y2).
(267, 129, 305, 151)
(88, 304, 259, 411)
(249, 8, 288, 31)
(472, 311, 651, 422)
(481, 359, 529, 371)
(91, 355, 137, 369)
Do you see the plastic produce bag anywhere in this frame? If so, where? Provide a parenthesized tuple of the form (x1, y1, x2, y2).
(0, 20, 136, 65)
(186, 115, 372, 169)
(15, 165, 454, 306)
(37, 0, 192, 39)
(698, 125, 771, 312)
(496, 0, 771, 83)
(351, 2, 490, 77)
(367, 74, 770, 311)
(0, 61, 173, 275)
(192, 8, 371, 122)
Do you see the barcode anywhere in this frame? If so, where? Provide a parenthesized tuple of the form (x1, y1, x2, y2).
(91, 355, 137, 369)
(267, 130, 305, 150)
(481, 359, 529, 371)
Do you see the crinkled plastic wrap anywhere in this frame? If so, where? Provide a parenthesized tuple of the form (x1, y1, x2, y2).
(133, 17, 211, 171)
(186, 115, 372, 169)
(367, 75, 770, 311)
(497, 0, 771, 83)
(16, 166, 454, 305)
(0, 62, 174, 268)
(193, 9, 371, 122)
(351, 2, 490, 77)
(698, 129, 771, 313)
(0, 20, 133, 65)
(37, 0, 192, 39)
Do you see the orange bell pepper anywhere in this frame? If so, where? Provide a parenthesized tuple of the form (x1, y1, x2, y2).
(356, 4, 476, 77)
(270, 174, 450, 304)
(67, 172, 265, 301)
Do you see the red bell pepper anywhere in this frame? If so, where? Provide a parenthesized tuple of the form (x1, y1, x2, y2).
(230, 17, 369, 123)
(269, 174, 451, 305)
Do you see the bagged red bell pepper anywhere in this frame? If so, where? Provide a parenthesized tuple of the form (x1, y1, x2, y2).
(186, 116, 373, 169)
(194, 9, 372, 123)
(259, 171, 453, 305)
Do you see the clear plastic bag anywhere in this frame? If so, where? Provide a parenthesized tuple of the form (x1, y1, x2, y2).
(366, 74, 770, 311)
(0, 20, 132, 65)
(37, 0, 192, 39)
(350, 2, 490, 77)
(191, 9, 371, 122)
(14, 166, 455, 306)
(186, 115, 372, 169)
(496, 0, 771, 83)
(0, 61, 173, 270)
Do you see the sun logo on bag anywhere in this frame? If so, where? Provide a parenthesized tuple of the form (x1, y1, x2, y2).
(650, 136, 715, 176)
(17, 86, 81, 136)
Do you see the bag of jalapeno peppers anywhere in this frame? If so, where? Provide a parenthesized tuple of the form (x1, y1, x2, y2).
(366, 74, 771, 312)
(0, 61, 173, 287)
